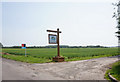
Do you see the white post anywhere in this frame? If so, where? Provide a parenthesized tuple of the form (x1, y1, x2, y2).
(25, 48, 26, 56)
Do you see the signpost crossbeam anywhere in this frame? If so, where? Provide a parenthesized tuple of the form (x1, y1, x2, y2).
(47, 30, 61, 33)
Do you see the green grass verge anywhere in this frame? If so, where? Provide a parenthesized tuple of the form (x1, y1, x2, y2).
(105, 69, 111, 81)
(2, 54, 52, 63)
(105, 60, 120, 81)
(65, 54, 118, 61)
(2, 53, 119, 63)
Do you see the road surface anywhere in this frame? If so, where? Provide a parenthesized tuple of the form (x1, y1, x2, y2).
(0, 57, 2, 82)
(1, 56, 119, 80)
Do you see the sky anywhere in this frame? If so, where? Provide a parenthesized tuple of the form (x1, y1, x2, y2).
(1, 0, 119, 47)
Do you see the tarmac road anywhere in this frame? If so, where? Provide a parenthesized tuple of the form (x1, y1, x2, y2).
(2, 57, 63, 80)
(1, 56, 119, 80)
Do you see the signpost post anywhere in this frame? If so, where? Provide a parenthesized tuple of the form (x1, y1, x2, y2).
(47, 28, 64, 62)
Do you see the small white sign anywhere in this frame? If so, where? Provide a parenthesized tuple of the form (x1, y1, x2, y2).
(49, 34, 57, 44)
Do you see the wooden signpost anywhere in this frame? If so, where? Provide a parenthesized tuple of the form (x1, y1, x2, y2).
(47, 28, 64, 62)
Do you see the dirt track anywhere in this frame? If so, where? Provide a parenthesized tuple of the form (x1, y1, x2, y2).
(2, 56, 119, 80)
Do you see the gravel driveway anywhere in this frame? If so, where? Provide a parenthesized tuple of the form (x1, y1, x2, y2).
(2, 56, 119, 80)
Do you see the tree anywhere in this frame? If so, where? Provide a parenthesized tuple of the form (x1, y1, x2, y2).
(0, 43, 3, 48)
(113, 1, 120, 53)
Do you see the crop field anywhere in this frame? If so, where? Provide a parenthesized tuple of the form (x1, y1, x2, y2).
(1, 48, 119, 63)
(2, 48, 118, 58)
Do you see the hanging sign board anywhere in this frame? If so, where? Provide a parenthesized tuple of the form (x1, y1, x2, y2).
(48, 34, 57, 44)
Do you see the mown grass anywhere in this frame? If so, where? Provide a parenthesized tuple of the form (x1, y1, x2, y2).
(105, 60, 120, 81)
(2, 48, 119, 63)
(2, 54, 52, 63)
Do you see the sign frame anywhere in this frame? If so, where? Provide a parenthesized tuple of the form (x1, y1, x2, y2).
(48, 34, 57, 44)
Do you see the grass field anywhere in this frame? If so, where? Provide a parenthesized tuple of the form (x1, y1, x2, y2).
(1, 47, 119, 63)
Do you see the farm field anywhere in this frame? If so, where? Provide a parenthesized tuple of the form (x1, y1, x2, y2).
(1, 48, 119, 63)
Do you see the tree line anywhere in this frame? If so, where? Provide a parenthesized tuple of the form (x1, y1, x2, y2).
(1, 44, 108, 48)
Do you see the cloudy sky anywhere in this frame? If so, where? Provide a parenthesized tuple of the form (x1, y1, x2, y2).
(1, 0, 119, 46)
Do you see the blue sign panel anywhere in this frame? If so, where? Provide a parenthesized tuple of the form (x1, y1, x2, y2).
(22, 47, 26, 49)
